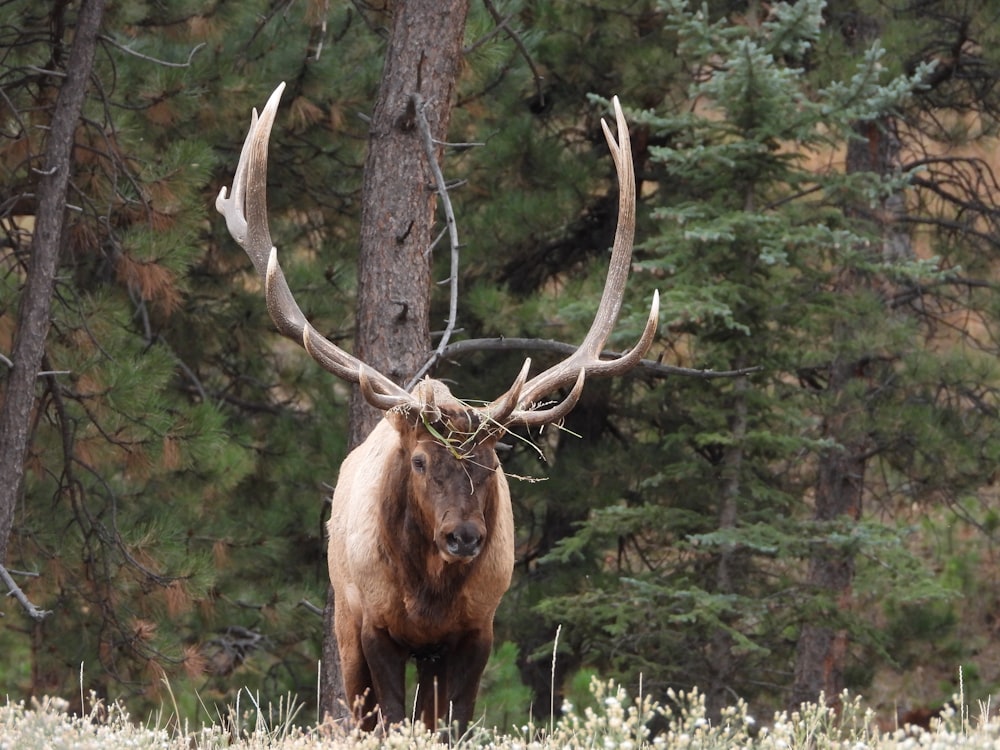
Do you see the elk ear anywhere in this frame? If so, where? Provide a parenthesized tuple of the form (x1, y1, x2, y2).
(385, 404, 443, 436)
(386, 405, 420, 434)
(383, 379, 442, 433)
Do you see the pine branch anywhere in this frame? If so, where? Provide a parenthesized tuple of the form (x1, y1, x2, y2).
(482, 0, 545, 108)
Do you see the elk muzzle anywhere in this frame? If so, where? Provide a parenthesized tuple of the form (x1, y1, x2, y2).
(438, 519, 486, 560)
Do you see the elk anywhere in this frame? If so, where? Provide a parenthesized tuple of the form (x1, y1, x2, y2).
(216, 82, 659, 734)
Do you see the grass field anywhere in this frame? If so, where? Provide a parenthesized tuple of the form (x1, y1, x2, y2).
(2, 676, 998, 750)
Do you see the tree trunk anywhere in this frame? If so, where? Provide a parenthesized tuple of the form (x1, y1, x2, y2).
(789, 390, 866, 707)
(705, 369, 748, 718)
(706, 186, 756, 717)
(319, 0, 471, 720)
(789, 116, 903, 708)
(0, 0, 106, 567)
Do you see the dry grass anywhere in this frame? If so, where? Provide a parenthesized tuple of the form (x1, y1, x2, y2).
(2, 676, 999, 750)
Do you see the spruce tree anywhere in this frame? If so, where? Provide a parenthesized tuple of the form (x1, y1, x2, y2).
(535, 0, 999, 715)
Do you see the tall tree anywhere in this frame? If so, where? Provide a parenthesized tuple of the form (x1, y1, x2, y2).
(0, 0, 106, 569)
(312, 0, 472, 719)
(792, 0, 1000, 705)
(1, 0, 346, 712)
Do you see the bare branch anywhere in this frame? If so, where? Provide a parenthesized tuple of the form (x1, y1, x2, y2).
(25, 66, 66, 78)
(157, 334, 208, 402)
(407, 92, 462, 389)
(0, 564, 52, 621)
(438, 336, 760, 380)
(297, 598, 325, 617)
(100, 36, 205, 68)
(464, 12, 513, 54)
(307, 0, 330, 61)
(348, 0, 389, 39)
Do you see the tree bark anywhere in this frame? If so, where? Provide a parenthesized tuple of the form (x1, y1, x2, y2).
(351, 0, 471, 439)
(319, 0, 471, 720)
(0, 0, 106, 567)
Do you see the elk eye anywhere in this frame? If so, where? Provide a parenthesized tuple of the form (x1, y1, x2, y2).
(412, 455, 427, 474)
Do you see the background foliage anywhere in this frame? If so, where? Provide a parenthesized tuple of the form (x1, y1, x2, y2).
(1, 0, 999, 728)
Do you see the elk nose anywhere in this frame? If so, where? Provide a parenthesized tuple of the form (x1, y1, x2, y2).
(445, 524, 483, 559)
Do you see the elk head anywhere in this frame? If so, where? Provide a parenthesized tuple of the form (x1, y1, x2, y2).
(389, 379, 501, 564)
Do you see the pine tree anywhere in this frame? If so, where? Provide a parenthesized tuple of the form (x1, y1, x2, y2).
(0, 0, 381, 714)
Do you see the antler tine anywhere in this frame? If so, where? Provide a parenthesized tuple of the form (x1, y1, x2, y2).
(487, 96, 659, 428)
(217, 83, 415, 410)
(483, 358, 532, 424)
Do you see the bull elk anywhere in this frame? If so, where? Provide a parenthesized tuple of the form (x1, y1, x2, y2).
(216, 82, 658, 735)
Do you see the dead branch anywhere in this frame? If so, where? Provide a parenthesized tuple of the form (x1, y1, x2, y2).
(439, 337, 761, 380)
(0, 564, 51, 621)
(100, 36, 205, 68)
(407, 92, 462, 388)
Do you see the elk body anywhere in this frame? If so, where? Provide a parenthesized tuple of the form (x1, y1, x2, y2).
(217, 83, 658, 734)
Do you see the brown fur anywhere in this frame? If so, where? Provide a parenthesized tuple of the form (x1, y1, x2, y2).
(327, 380, 515, 734)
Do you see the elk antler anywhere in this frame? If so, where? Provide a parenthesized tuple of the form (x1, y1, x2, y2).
(217, 86, 657, 425)
(216, 83, 417, 412)
(484, 97, 660, 427)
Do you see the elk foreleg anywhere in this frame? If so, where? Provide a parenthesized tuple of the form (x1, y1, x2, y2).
(443, 628, 493, 735)
(415, 653, 448, 731)
(334, 614, 380, 730)
(360, 624, 409, 727)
